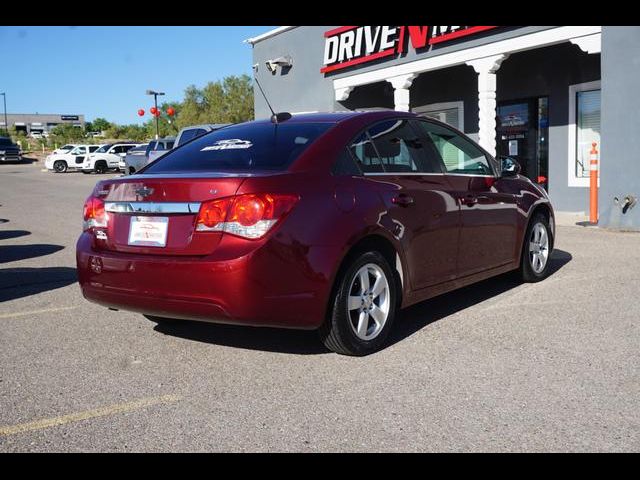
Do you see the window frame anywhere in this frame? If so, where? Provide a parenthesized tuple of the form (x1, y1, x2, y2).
(568, 80, 601, 188)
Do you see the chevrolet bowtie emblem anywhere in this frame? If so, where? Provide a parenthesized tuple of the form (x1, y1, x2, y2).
(134, 187, 154, 197)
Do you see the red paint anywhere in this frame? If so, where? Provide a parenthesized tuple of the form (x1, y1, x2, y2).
(324, 26, 358, 38)
(76, 110, 553, 330)
(407, 26, 429, 49)
(137, 109, 145, 117)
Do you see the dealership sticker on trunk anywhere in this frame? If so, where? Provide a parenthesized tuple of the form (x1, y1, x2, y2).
(128, 216, 168, 247)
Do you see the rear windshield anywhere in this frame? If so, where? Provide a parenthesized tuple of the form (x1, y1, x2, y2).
(142, 122, 332, 173)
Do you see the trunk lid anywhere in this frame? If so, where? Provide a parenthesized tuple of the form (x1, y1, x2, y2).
(92, 174, 250, 256)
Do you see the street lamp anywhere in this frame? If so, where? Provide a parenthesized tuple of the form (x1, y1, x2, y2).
(146, 89, 165, 140)
(0, 93, 7, 137)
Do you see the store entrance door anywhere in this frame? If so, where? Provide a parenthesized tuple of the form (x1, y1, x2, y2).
(496, 97, 549, 190)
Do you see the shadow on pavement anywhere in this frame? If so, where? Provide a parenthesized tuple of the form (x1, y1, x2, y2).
(0, 244, 64, 263)
(153, 249, 573, 355)
(389, 248, 573, 347)
(0, 267, 78, 302)
(0, 230, 31, 241)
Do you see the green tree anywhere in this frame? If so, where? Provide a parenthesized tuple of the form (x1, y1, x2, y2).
(91, 117, 112, 133)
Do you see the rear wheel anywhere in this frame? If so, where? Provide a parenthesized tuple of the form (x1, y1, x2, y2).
(519, 213, 553, 282)
(94, 161, 107, 174)
(53, 160, 67, 173)
(319, 251, 397, 356)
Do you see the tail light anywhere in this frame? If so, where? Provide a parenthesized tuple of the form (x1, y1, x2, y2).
(83, 195, 107, 231)
(196, 193, 299, 239)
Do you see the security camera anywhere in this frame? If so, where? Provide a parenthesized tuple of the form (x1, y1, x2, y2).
(265, 56, 293, 73)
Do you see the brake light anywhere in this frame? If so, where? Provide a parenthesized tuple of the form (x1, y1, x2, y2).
(82, 195, 107, 231)
(196, 193, 299, 239)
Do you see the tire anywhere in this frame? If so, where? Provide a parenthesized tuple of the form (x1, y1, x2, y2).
(319, 251, 398, 356)
(519, 213, 553, 283)
(53, 160, 67, 173)
(94, 161, 107, 174)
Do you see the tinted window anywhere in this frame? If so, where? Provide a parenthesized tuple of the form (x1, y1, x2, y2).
(413, 120, 493, 175)
(89, 146, 100, 153)
(348, 131, 384, 173)
(166, 141, 175, 149)
(368, 119, 441, 173)
(142, 122, 332, 173)
(331, 149, 361, 176)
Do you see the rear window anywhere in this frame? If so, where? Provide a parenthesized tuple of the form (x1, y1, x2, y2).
(142, 122, 332, 173)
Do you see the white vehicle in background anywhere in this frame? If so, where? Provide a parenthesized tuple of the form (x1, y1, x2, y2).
(52, 143, 79, 155)
(81, 142, 139, 174)
(45, 144, 102, 173)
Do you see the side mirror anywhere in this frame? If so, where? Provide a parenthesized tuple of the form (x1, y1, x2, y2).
(500, 157, 521, 177)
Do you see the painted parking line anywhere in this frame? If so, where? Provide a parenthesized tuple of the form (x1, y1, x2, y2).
(0, 394, 182, 437)
(0, 306, 79, 319)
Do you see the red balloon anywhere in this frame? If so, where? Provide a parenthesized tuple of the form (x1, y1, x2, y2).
(154, 110, 161, 118)
(166, 107, 175, 117)
(137, 109, 145, 117)
(150, 106, 158, 115)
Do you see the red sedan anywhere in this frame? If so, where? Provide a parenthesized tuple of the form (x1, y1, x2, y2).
(77, 110, 554, 355)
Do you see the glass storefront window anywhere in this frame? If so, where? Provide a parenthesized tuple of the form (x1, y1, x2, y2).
(576, 89, 601, 178)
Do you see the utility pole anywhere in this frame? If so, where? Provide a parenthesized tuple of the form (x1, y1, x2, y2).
(146, 89, 165, 140)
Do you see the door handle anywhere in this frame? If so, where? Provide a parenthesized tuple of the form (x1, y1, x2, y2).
(392, 194, 415, 207)
(460, 194, 478, 206)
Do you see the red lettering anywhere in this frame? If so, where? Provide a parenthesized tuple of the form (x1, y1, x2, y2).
(407, 26, 429, 49)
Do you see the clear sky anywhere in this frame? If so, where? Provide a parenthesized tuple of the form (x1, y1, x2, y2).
(0, 26, 274, 125)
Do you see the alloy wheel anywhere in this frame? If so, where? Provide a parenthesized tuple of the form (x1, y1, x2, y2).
(347, 263, 391, 341)
(529, 222, 549, 273)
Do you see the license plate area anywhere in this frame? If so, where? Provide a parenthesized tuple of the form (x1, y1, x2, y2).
(128, 216, 168, 247)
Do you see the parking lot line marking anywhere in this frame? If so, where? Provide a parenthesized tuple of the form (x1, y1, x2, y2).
(0, 394, 182, 437)
(0, 306, 79, 319)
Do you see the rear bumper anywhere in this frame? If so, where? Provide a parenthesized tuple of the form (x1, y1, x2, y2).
(76, 232, 340, 329)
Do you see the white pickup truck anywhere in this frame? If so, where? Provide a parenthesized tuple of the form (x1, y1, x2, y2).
(81, 142, 139, 174)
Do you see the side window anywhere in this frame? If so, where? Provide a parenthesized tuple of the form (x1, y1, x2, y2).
(89, 146, 99, 153)
(368, 119, 441, 173)
(166, 142, 175, 149)
(348, 132, 384, 173)
(414, 120, 494, 175)
(331, 148, 361, 176)
(75, 146, 87, 155)
(122, 145, 134, 153)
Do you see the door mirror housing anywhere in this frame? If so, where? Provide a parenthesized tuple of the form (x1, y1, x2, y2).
(500, 156, 521, 177)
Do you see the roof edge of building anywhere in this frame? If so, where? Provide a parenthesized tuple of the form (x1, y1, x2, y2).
(244, 26, 297, 45)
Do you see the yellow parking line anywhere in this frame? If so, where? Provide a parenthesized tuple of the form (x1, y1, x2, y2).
(0, 306, 79, 319)
(0, 394, 182, 437)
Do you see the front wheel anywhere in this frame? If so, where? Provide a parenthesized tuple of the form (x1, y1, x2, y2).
(53, 160, 67, 173)
(519, 213, 553, 282)
(94, 161, 107, 174)
(319, 251, 397, 356)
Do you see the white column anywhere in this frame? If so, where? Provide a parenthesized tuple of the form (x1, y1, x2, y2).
(466, 54, 508, 156)
(335, 86, 354, 102)
(387, 74, 417, 112)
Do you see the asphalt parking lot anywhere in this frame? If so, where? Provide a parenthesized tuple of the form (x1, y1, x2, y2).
(0, 160, 639, 452)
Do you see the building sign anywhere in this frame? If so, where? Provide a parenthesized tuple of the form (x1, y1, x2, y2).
(321, 26, 498, 74)
(61, 115, 79, 121)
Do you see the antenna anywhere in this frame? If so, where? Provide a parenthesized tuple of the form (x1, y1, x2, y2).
(252, 66, 291, 124)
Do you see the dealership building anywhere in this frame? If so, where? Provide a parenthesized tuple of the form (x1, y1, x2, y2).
(1, 113, 85, 135)
(247, 26, 640, 230)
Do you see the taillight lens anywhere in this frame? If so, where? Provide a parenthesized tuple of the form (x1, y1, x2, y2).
(196, 193, 299, 239)
(82, 195, 107, 231)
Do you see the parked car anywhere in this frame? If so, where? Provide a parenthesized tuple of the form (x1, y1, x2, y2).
(141, 137, 176, 166)
(174, 124, 230, 149)
(81, 142, 139, 174)
(77, 111, 555, 356)
(0, 137, 22, 163)
(121, 143, 149, 174)
(52, 144, 80, 155)
(45, 144, 102, 172)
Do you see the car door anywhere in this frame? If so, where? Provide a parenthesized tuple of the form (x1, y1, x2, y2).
(414, 120, 518, 277)
(107, 146, 122, 168)
(352, 118, 461, 290)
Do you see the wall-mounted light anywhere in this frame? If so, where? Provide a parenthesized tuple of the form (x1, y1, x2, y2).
(265, 56, 293, 73)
